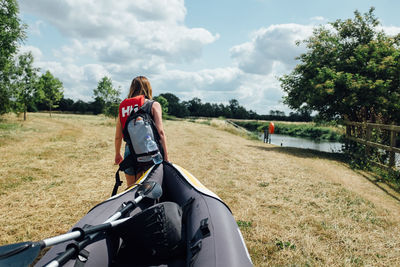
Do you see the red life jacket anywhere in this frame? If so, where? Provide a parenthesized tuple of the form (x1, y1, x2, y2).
(119, 95, 145, 130)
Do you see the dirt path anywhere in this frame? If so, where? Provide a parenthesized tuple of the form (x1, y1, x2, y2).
(1, 114, 399, 266)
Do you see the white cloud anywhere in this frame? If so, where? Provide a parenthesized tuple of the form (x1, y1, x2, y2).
(18, 0, 218, 67)
(379, 26, 400, 36)
(34, 61, 100, 100)
(310, 16, 325, 22)
(17, 0, 221, 103)
(18, 45, 43, 60)
(236, 73, 287, 112)
(230, 22, 400, 79)
(150, 67, 291, 114)
(152, 67, 241, 94)
(230, 24, 313, 75)
(28, 20, 44, 36)
(19, 47, 110, 101)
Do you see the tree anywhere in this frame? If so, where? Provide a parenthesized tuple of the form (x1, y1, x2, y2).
(90, 96, 105, 115)
(229, 99, 239, 118)
(200, 102, 214, 117)
(0, 0, 26, 115)
(72, 100, 89, 114)
(37, 70, 63, 117)
(12, 52, 39, 120)
(159, 93, 178, 116)
(187, 97, 202, 117)
(218, 103, 232, 118)
(228, 99, 249, 119)
(154, 95, 168, 116)
(280, 8, 400, 123)
(59, 97, 74, 112)
(93, 76, 120, 118)
(105, 102, 120, 119)
(158, 93, 191, 118)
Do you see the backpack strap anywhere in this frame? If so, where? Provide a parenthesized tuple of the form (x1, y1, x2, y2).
(111, 154, 138, 196)
(111, 169, 123, 197)
(140, 99, 154, 114)
(143, 100, 165, 158)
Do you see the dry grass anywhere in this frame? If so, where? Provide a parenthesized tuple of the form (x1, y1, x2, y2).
(1, 113, 400, 266)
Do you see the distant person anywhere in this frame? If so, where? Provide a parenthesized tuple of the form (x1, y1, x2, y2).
(114, 76, 169, 187)
(263, 127, 269, 143)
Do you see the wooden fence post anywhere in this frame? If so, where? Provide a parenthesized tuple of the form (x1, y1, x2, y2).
(366, 125, 371, 157)
(389, 129, 396, 168)
(346, 123, 351, 138)
(345, 123, 351, 150)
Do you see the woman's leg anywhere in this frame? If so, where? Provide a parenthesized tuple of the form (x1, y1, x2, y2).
(123, 145, 152, 188)
(125, 173, 137, 188)
(124, 144, 139, 188)
(125, 171, 146, 188)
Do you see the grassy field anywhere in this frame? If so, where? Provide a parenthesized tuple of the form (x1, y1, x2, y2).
(1, 113, 400, 266)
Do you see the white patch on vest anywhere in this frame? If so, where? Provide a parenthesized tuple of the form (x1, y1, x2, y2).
(133, 104, 139, 113)
(121, 106, 133, 117)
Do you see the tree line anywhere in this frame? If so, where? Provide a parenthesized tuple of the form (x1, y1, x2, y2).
(153, 94, 312, 121)
(34, 90, 312, 122)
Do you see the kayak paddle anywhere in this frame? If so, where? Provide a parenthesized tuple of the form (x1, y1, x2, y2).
(0, 181, 162, 267)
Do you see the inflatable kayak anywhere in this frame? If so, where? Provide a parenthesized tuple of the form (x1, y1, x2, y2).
(34, 162, 253, 266)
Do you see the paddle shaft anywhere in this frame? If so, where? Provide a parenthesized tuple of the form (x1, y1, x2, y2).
(42, 198, 138, 248)
(45, 197, 143, 267)
(45, 217, 130, 267)
(0, 181, 160, 267)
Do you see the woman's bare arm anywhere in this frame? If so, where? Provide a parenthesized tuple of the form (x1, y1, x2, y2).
(114, 114, 123, 165)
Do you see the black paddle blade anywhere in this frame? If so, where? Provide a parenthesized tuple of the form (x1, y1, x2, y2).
(0, 241, 41, 267)
(137, 181, 162, 199)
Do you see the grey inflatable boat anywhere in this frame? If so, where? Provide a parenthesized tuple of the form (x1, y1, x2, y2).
(35, 162, 253, 266)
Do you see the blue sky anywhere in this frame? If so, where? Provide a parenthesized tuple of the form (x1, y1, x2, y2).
(17, 0, 400, 115)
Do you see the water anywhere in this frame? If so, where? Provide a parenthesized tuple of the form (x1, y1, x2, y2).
(261, 133, 343, 153)
(261, 133, 400, 168)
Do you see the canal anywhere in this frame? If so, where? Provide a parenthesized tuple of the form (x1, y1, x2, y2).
(261, 133, 400, 168)
(264, 133, 343, 153)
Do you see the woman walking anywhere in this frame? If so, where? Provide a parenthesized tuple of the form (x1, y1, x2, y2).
(114, 76, 169, 187)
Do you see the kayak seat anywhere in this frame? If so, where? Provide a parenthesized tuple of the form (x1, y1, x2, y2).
(112, 201, 186, 266)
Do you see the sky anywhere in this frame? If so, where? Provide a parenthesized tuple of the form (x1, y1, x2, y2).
(17, 0, 400, 115)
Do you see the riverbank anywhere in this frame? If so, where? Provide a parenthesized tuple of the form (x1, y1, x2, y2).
(231, 119, 344, 141)
(1, 113, 400, 266)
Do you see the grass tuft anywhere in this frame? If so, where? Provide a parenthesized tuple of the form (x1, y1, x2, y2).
(275, 240, 296, 250)
(237, 220, 253, 229)
(259, 182, 269, 187)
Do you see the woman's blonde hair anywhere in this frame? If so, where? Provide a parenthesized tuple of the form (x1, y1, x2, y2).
(127, 76, 153, 99)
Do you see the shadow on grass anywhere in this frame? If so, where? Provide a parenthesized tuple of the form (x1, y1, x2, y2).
(354, 170, 400, 202)
(249, 144, 400, 203)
